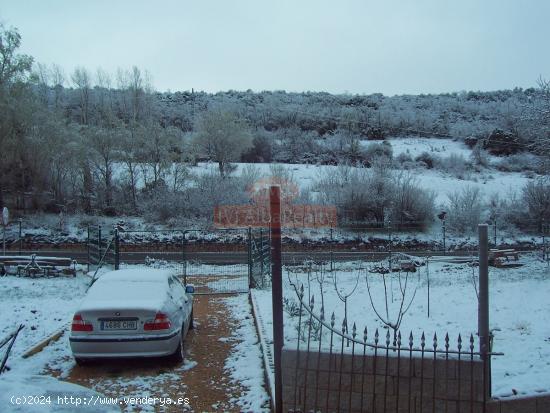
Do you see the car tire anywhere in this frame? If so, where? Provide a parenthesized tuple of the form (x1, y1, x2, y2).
(169, 326, 185, 364)
(189, 308, 194, 330)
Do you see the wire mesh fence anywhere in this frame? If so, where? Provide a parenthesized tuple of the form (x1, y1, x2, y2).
(250, 227, 271, 289)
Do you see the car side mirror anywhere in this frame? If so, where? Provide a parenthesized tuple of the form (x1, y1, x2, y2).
(185, 285, 195, 294)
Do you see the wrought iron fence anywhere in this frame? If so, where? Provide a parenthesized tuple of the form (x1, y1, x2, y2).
(284, 279, 500, 413)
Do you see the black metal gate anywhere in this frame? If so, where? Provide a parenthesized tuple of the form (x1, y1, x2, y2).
(183, 229, 249, 294)
(249, 227, 271, 289)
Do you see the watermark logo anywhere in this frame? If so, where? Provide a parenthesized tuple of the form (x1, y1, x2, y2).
(213, 177, 337, 228)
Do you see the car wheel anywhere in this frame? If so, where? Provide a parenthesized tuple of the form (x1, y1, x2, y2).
(189, 308, 194, 330)
(169, 326, 185, 364)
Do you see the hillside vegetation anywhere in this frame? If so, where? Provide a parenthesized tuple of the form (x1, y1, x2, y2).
(1, 24, 549, 238)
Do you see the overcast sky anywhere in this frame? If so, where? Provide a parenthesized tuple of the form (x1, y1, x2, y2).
(0, 0, 548, 95)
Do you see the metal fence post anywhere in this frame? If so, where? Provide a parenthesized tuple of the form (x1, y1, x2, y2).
(478, 224, 491, 401)
(19, 218, 22, 255)
(260, 228, 264, 279)
(330, 227, 334, 272)
(87, 226, 90, 273)
(182, 231, 187, 285)
(493, 219, 497, 248)
(114, 228, 119, 270)
(443, 218, 446, 255)
(247, 227, 253, 288)
(542, 219, 546, 261)
(98, 225, 102, 264)
(270, 186, 283, 413)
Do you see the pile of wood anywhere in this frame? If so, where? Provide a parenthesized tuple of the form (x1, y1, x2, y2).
(489, 249, 521, 268)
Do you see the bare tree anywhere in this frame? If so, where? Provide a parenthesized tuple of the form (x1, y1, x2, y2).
(365, 265, 419, 344)
(128, 66, 143, 122)
(194, 110, 252, 177)
(118, 124, 141, 211)
(71, 66, 91, 124)
(95, 67, 113, 119)
(140, 123, 180, 187)
(333, 269, 360, 340)
(50, 63, 65, 109)
(34, 62, 50, 104)
(86, 126, 120, 208)
(447, 186, 484, 234)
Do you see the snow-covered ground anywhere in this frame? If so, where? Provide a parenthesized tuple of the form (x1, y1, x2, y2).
(0, 374, 120, 413)
(0, 274, 89, 358)
(252, 253, 550, 398)
(1, 264, 268, 412)
(366, 137, 474, 159)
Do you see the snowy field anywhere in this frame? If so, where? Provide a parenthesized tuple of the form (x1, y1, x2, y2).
(365, 137, 474, 159)
(252, 253, 550, 398)
(189, 160, 531, 206)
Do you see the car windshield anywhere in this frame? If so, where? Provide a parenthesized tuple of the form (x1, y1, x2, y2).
(87, 280, 167, 302)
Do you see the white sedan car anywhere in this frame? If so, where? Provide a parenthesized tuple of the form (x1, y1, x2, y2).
(69, 269, 194, 365)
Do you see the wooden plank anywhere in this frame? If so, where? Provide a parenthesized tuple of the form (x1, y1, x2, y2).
(21, 324, 69, 359)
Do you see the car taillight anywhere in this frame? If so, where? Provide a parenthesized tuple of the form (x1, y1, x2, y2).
(144, 312, 171, 331)
(71, 314, 93, 332)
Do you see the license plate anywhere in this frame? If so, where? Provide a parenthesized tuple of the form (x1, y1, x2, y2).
(101, 320, 137, 330)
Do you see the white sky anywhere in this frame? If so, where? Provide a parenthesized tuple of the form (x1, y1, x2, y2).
(0, 0, 548, 95)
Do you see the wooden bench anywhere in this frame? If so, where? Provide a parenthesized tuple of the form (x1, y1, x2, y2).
(489, 249, 520, 267)
(0, 255, 76, 277)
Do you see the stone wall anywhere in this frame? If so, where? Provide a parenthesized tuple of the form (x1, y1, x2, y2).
(282, 348, 550, 413)
(488, 394, 550, 413)
(282, 348, 486, 413)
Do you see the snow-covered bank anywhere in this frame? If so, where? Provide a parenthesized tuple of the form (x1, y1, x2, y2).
(222, 295, 270, 412)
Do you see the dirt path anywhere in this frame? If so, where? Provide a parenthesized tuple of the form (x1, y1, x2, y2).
(60, 294, 261, 412)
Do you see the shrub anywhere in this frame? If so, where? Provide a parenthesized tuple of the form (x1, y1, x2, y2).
(396, 152, 413, 164)
(483, 129, 524, 156)
(522, 177, 550, 232)
(446, 186, 483, 234)
(241, 134, 273, 162)
(436, 153, 471, 179)
(390, 173, 435, 229)
(415, 152, 435, 169)
(315, 162, 434, 229)
(364, 141, 393, 163)
(470, 144, 490, 168)
(495, 153, 540, 173)
(366, 127, 385, 140)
